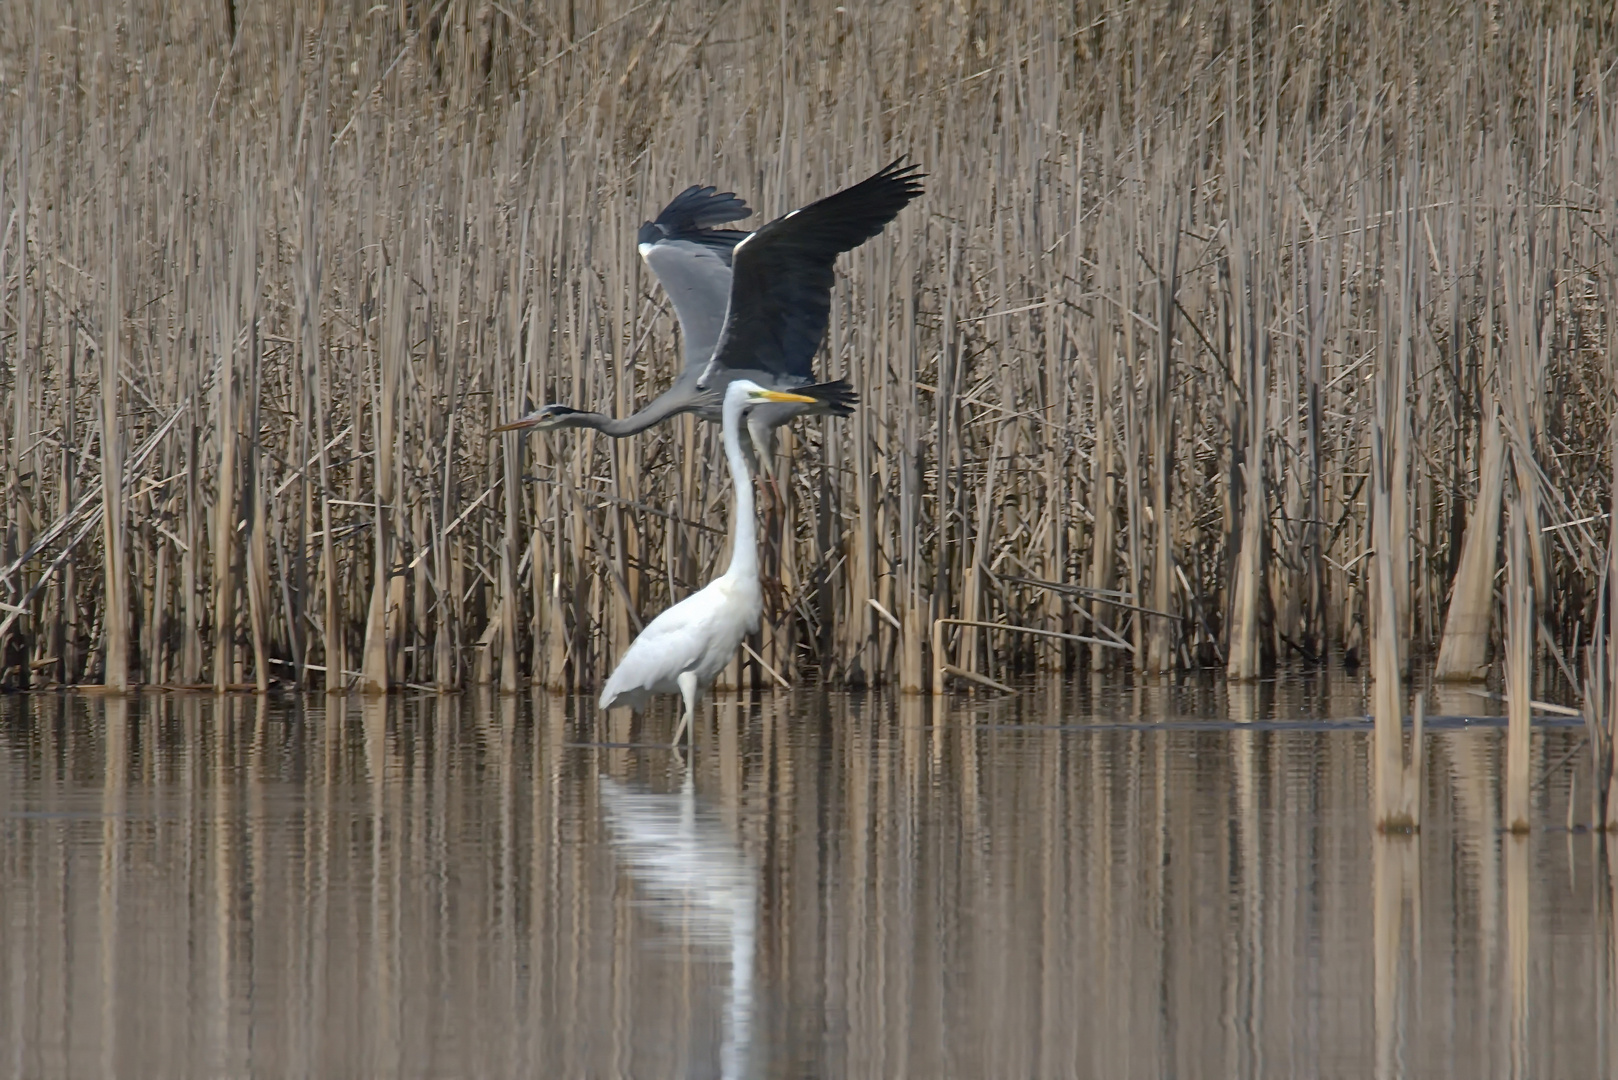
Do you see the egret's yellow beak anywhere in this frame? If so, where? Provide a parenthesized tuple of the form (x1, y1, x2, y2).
(757, 389, 819, 404)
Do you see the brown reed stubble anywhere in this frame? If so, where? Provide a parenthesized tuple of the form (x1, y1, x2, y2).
(1, 2, 1616, 699)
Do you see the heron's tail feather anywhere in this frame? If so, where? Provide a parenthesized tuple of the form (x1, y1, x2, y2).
(796, 378, 859, 417)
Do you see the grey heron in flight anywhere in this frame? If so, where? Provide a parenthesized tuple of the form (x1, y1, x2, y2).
(493, 159, 924, 470)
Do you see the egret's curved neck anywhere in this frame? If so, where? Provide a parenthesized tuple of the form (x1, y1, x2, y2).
(720, 396, 758, 584)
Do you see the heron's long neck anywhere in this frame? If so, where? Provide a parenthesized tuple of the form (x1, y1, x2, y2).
(720, 400, 758, 584)
(565, 386, 690, 437)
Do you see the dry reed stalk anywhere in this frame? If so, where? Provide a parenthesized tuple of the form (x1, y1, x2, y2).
(237, 174, 268, 694)
(1389, 177, 1417, 673)
(211, 230, 240, 692)
(1504, 498, 1534, 833)
(8, 59, 34, 691)
(48, 318, 75, 685)
(291, 118, 321, 689)
(898, 246, 925, 694)
(1607, 292, 1618, 829)
(1144, 185, 1181, 675)
(180, 344, 202, 685)
(1088, 223, 1117, 675)
(314, 301, 342, 694)
(1225, 213, 1268, 682)
(245, 326, 270, 694)
(98, 190, 127, 691)
(1368, 164, 1424, 829)
(1371, 424, 1419, 831)
(1121, 197, 1146, 668)
(1300, 230, 1333, 661)
(495, 269, 520, 695)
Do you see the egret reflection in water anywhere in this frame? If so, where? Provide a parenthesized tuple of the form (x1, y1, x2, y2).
(599, 770, 756, 1080)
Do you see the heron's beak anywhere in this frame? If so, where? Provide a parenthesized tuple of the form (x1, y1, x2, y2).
(757, 389, 820, 404)
(490, 415, 541, 434)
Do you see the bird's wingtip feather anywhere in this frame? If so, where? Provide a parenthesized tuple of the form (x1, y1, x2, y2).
(648, 184, 753, 235)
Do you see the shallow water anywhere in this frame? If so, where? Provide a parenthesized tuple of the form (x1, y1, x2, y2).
(1, 675, 1614, 1079)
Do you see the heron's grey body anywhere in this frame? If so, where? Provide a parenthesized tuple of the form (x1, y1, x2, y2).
(494, 162, 923, 467)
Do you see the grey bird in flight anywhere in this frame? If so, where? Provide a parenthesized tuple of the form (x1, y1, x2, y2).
(494, 159, 924, 472)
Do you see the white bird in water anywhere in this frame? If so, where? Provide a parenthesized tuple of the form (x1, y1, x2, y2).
(596, 377, 853, 746)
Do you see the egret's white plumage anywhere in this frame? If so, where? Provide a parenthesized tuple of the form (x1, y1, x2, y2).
(598, 378, 843, 744)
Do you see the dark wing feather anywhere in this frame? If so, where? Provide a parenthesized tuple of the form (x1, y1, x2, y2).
(636, 185, 751, 253)
(637, 186, 754, 371)
(701, 160, 925, 384)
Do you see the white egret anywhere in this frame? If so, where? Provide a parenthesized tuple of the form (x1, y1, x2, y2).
(596, 377, 852, 745)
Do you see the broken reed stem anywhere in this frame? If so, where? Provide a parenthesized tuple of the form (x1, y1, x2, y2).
(1435, 407, 1505, 681)
(0, 2, 1616, 717)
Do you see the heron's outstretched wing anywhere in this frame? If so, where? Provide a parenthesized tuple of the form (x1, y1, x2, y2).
(638, 186, 752, 372)
(701, 159, 924, 385)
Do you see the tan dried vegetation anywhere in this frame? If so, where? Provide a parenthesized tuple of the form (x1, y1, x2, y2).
(3, 2, 1618, 803)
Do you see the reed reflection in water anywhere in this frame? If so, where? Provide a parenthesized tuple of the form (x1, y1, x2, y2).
(1, 677, 1615, 1078)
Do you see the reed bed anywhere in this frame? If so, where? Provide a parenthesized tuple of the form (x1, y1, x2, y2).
(2, 1, 1617, 699)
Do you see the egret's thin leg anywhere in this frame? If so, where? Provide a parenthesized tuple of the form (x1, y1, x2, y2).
(672, 670, 701, 748)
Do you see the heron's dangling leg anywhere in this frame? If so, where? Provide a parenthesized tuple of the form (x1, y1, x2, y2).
(738, 424, 764, 481)
(671, 669, 701, 748)
(745, 414, 785, 504)
(745, 416, 787, 607)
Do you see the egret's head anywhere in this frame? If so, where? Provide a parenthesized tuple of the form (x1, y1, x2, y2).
(491, 404, 579, 434)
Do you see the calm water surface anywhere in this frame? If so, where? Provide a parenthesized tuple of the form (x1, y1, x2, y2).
(2, 675, 1615, 1078)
